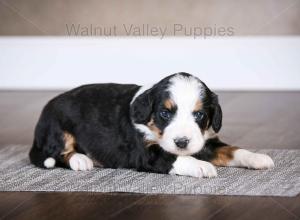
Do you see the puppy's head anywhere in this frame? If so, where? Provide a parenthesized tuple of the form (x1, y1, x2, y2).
(130, 72, 222, 156)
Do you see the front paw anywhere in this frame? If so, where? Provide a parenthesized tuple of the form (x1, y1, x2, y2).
(170, 156, 217, 178)
(194, 160, 218, 178)
(233, 149, 275, 169)
(246, 153, 275, 169)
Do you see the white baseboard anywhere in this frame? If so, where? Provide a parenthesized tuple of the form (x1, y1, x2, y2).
(0, 37, 299, 90)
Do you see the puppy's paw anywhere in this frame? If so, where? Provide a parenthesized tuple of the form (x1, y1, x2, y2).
(195, 160, 218, 178)
(246, 153, 275, 169)
(69, 153, 94, 171)
(232, 149, 275, 169)
(169, 156, 217, 178)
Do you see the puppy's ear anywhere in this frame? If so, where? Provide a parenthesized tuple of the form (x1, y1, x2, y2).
(130, 89, 153, 124)
(211, 93, 222, 133)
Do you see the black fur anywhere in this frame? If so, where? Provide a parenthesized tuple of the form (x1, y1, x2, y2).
(192, 137, 228, 161)
(211, 94, 222, 133)
(29, 72, 225, 174)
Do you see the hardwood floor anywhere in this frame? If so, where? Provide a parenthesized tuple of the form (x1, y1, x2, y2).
(0, 91, 299, 220)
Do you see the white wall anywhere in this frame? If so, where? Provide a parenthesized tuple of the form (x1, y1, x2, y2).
(0, 37, 299, 90)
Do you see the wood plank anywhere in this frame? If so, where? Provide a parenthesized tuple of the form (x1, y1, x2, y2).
(110, 195, 230, 220)
(208, 197, 299, 220)
(3, 192, 146, 220)
(273, 196, 300, 219)
(0, 192, 33, 219)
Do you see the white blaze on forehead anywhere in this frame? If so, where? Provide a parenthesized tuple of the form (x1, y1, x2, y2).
(168, 74, 203, 111)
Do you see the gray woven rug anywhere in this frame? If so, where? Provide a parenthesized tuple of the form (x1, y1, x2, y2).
(0, 145, 299, 197)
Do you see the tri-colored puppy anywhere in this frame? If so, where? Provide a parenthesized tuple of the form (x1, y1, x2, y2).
(29, 72, 274, 178)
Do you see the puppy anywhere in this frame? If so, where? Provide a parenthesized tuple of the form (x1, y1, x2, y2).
(29, 72, 274, 178)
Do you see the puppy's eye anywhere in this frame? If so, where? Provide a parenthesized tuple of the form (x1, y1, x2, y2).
(193, 111, 205, 121)
(160, 110, 171, 121)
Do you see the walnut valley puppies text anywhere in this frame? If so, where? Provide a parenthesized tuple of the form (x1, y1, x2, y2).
(66, 23, 234, 39)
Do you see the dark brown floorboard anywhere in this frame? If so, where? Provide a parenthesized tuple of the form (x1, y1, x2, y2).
(0, 91, 299, 220)
(0, 192, 34, 219)
(0, 192, 146, 220)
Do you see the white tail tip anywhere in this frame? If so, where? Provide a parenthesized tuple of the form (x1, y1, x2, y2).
(44, 157, 56, 168)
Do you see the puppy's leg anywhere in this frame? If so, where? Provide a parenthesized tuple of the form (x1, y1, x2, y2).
(61, 132, 93, 171)
(212, 147, 274, 169)
(206, 140, 274, 169)
(143, 145, 217, 178)
(169, 156, 217, 178)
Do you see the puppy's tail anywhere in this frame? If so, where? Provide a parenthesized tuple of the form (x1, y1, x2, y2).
(29, 140, 56, 169)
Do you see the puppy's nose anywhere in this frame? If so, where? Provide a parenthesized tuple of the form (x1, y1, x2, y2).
(174, 137, 190, 149)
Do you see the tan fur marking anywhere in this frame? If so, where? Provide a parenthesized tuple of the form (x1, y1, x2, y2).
(164, 99, 175, 110)
(211, 146, 239, 166)
(194, 99, 203, 111)
(61, 132, 77, 163)
(145, 140, 158, 147)
(144, 119, 162, 147)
